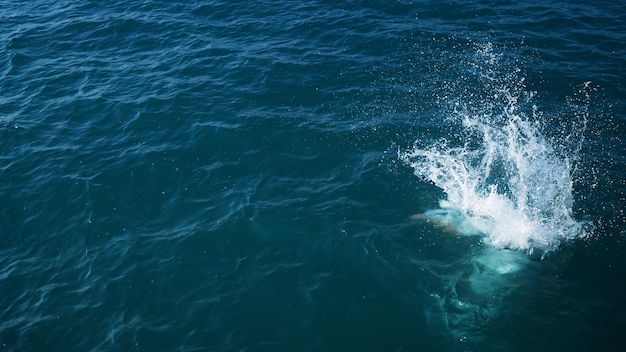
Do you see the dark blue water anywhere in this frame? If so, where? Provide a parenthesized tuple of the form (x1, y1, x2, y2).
(2, 1, 625, 351)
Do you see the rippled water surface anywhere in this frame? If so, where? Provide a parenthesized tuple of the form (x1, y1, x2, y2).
(1, 1, 625, 351)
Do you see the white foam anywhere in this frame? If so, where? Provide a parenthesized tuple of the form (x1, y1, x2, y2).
(401, 43, 588, 255)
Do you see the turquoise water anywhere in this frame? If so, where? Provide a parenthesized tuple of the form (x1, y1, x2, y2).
(1, 1, 625, 351)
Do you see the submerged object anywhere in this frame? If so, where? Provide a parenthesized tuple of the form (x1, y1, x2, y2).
(401, 43, 591, 346)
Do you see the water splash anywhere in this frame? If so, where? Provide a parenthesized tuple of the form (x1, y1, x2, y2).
(401, 43, 590, 255)
(401, 43, 594, 348)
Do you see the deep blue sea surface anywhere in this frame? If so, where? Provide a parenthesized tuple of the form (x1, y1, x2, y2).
(2, 1, 625, 351)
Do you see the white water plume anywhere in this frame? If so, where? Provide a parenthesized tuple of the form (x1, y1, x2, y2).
(401, 43, 589, 255)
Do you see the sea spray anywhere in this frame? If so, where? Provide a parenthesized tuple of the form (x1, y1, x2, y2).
(400, 43, 589, 255)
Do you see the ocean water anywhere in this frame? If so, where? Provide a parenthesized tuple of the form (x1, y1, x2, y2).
(1, 1, 625, 351)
